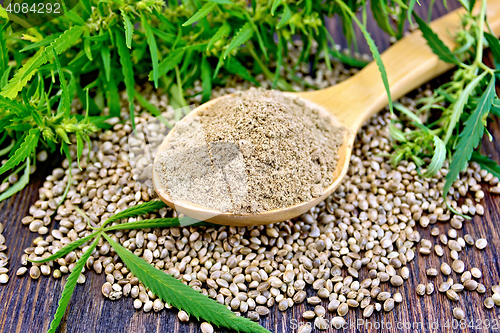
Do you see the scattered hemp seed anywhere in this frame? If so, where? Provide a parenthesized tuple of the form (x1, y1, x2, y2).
(475, 238, 488, 250)
(421, 239, 432, 248)
(401, 267, 410, 280)
(29, 266, 40, 279)
(448, 229, 457, 239)
(315, 317, 329, 330)
(449, 240, 462, 252)
(460, 271, 472, 283)
(464, 234, 474, 246)
(307, 297, 321, 305)
(446, 290, 460, 302)
(453, 308, 465, 320)
(426, 283, 435, 295)
(314, 306, 326, 317)
(461, 271, 472, 283)
(452, 260, 465, 274)
(492, 285, 500, 295)
(363, 305, 374, 318)
(439, 282, 451, 293)
(338, 303, 349, 317)
(492, 293, 500, 306)
(441, 263, 452, 276)
(471, 267, 482, 279)
(16, 267, 27, 276)
(416, 284, 426, 296)
(303, 311, 315, 320)
(434, 245, 444, 257)
(178, 310, 189, 322)
(451, 284, 464, 293)
(419, 247, 431, 255)
(332, 317, 346, 329)
(390, 275, 404, 287)
(484, 298, 495, 309)
(464, 280, 478, 291)
(477, 284, 487, 294)
(298, 324, 312, 333)
(200, 322, 214, 333)
(440, 234, 448, 245)
(383, 298, 395, 312)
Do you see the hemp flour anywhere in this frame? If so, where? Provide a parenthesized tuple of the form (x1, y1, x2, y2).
(155, 88, 344, 214)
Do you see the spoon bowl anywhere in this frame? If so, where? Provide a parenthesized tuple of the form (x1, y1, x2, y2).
(153, 1, 500, 226)
(152, 93, 354, 226)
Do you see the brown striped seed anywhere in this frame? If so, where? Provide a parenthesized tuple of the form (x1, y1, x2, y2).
(464, 234, 474, 246)
(446, 290, 459, 301)
(464, 280, 478, 291)
(383, 298, 395, 312)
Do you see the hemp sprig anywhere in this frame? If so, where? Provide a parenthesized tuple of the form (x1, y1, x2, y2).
(389, 1, 500, 212)
(30, 200, 271, 333)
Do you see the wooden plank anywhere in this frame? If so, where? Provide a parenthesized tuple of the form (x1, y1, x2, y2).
(1, 1, 500, 332)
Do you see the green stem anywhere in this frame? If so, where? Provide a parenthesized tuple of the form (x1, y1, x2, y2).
(478, 61, 494, 74)
(475, 0, 487, 65)
(174, 66, 188, 107)
(0, 140, 14, 157)
(247, 45, 294, 91)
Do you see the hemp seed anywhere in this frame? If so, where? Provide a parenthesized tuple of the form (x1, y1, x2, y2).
(453, 308, 465, 320)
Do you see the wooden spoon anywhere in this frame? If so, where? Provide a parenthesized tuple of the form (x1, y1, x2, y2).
(153, 2, 500, 226)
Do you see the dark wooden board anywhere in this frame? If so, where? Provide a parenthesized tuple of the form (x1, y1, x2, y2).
(2, 1, 500, 332)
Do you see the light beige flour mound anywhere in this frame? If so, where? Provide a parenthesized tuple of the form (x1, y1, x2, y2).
(155, 88, 344, 214)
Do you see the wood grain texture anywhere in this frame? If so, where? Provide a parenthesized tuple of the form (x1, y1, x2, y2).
(1, 1, 500, 332)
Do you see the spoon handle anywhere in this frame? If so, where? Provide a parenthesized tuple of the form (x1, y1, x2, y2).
(298, 0, 500, 131)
